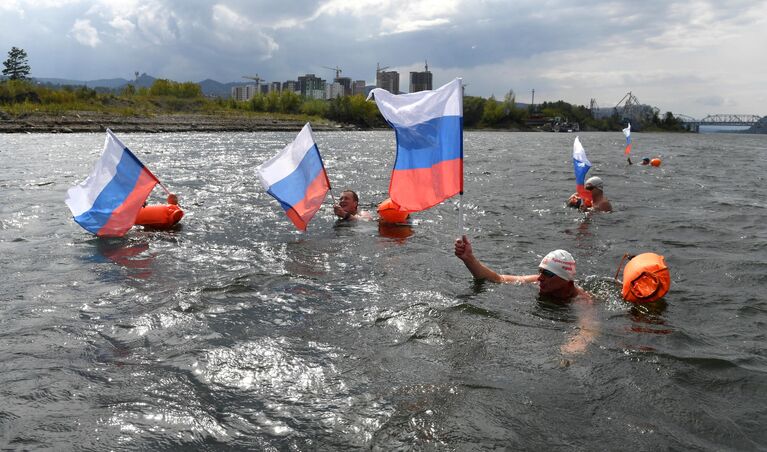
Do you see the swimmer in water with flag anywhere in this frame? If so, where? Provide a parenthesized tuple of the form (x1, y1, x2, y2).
(566, 137, 612, 213)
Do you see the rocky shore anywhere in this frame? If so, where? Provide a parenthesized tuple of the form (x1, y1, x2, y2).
(0, 110, 359, 133)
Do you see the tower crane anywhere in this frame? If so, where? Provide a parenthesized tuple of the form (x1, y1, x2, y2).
(322, 66, 342, 80)
(242, 75, 262, 85)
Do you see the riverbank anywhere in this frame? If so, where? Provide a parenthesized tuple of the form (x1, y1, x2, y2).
(0, 110, 359, 133)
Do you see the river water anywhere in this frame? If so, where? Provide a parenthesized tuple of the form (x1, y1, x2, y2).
(1, 130, 766, 450)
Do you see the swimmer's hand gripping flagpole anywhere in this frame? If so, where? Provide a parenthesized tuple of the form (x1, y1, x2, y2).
(458, 93, 465, 237)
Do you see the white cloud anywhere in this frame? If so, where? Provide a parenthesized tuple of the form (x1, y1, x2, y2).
(70, 18, 100, 47)
(0, 0, 23, 14)
(211, 4, 278, 57)
(109, 16, 135, 35)
(132, 3, 179, 45)
(379, 18, 450, 35)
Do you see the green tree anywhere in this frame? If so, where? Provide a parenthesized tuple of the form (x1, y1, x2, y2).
(264, 91, 280, 112)
(300, 98, 328, 117)
(278, 90, 301, 114)
(2, 47, 31, 80)
(462, 96, 485, 128)
(481, 95, 505, 126)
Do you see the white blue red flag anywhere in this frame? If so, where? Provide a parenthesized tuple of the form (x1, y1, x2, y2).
(367, 78, 463, 212)
(622, 123, 632, 155)
(65, 129, 159, 237)
(256, 123, 331, 231)
(573, 136, 592, 204)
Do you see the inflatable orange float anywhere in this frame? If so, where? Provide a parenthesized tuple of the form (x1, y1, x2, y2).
(621, 253, 671, 303)
(135, 204, 184, 229)
(377, 197, 410, 223)
(650, 158, 662, 167)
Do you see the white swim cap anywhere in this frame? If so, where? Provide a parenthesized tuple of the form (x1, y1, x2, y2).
(585, 176, 603, 190)
(539, 250, 576, 281)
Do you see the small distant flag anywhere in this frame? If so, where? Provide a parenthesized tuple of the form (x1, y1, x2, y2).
(573, 136, 592, 204)
(367, 78, 463, 212)
(65, 129, 160, 237)
(622, 123, 632, 155)
(256, 123, 331, 231)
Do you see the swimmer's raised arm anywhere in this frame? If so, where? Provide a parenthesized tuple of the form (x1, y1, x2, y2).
(454, 235, 537, 284)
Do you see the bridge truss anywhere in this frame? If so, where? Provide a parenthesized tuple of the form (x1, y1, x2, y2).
(677, 114, 762, 132)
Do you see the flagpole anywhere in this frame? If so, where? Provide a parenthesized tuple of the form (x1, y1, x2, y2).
(458, 78, 465, 239)
(458, 192, 464, 238)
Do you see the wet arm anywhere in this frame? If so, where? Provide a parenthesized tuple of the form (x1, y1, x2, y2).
(561, 296, 599, 355)
(455, 235, 537, 284)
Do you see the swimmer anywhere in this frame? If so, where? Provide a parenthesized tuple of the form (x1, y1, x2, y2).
(641, 158, 651, 165)
(584, 176, 612, 213)
(333, 189, 372, 221)
(454, 236, 597, 354)
(454, 236, 588, 302)
(566, 176, 610, 212)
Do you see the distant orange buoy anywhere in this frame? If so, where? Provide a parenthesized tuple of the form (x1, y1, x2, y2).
(650, 158, 662, 167)
(377, 197, 410, 223)
(622, 253, 670, 303)
(135, 204, 184, 229)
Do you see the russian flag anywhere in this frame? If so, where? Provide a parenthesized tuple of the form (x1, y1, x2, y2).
(367, 78, 463, 212)
(623, 123, 632, 155)
(256, 123, 331, 231)
(573, 136, 592, 204)
(65, 129, 159, 237)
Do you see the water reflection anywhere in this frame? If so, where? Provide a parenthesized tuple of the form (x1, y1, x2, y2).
(628, 300, 672, 335)
(95, 238, 155, 279)
(377, 221, 414, 242)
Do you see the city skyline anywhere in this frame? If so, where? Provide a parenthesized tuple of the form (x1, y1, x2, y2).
(1, 0, 765, 118)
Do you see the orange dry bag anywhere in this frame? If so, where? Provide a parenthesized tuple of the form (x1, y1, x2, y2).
(622, 253, 670, 303)
(135, 204, 184, 229)
(377, 198, 410, 223)
(650, 158, 662, 167)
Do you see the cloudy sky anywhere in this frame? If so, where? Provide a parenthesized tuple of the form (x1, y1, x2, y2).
(1, 0, 765, 118)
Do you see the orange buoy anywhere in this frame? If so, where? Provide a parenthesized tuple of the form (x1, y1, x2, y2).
(622, 253, 670, 303)
(377, 197, 410, 223)
(650, 158, 662, 167)
(135, 204, 184, 229)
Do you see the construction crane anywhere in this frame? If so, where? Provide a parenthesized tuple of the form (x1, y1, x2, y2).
(242, 75, 262, 85)
(376, 62, 390, 73)
(589, 98, 600, 118)
(322, 66, 342, 80)
(614, 91, 642, 123)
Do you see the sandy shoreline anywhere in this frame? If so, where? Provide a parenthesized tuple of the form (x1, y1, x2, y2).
(0, 110, 359, 133)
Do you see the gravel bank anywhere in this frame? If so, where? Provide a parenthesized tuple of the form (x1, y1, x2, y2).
(0, 110, 358, 133)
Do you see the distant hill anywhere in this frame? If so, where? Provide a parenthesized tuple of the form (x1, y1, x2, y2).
(133, 73, 156, 88)
(34, 77, 130, 89)
(198, 79, 245, 98)
(30, 73, 247, 98)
